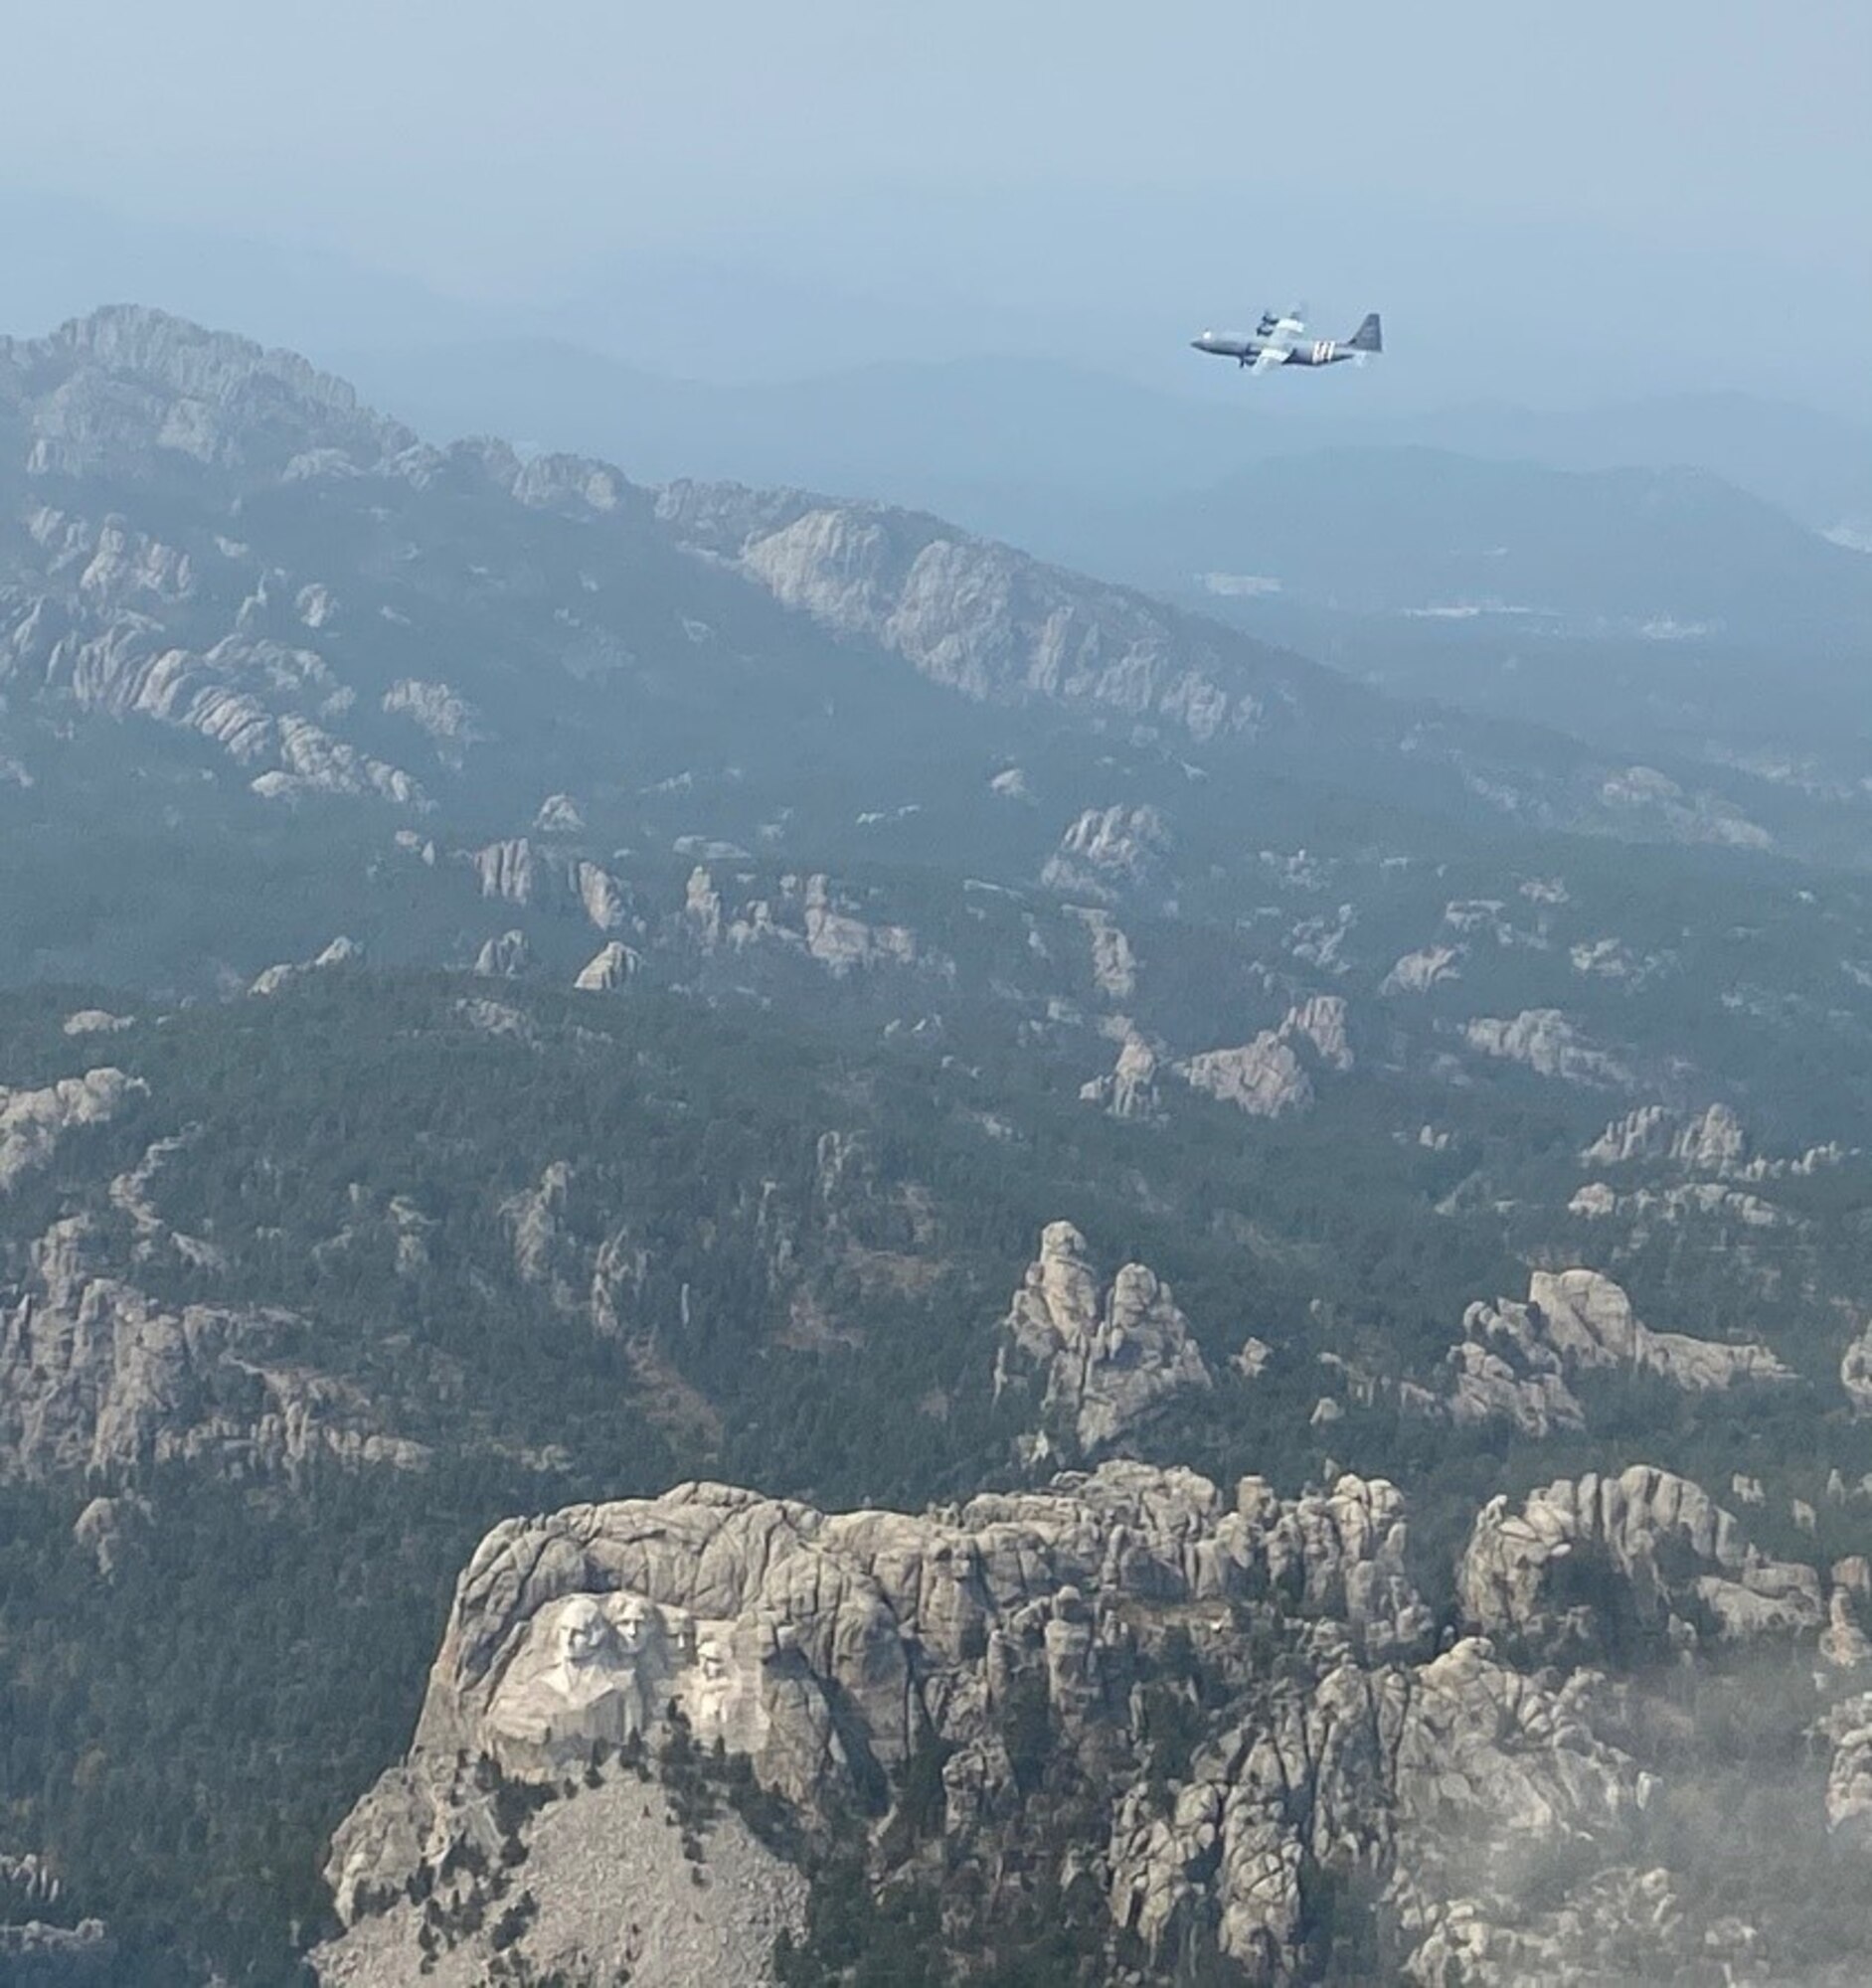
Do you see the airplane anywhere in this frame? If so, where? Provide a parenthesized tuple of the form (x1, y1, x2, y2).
(1190, 306, 1382, 374)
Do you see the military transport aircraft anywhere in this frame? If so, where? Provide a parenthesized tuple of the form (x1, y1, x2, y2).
(1191, 306, 1382, 374)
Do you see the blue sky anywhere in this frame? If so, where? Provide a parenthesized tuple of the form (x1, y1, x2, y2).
(3, 2, 1866, 408)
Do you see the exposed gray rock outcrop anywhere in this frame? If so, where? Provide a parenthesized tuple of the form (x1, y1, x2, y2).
(318, 1772, 804, 1988)
(0, 1918, 116, 1985)
(1180, 1033, 1312, 1119)
(1176, 996, 1352, 1121)
(1080, 1035, 1164, 1122)
(681, 866, 926, 976)
(382, 678, 483, 757)
(1041, 804, 1172, 902)
(574, 940, 640, 991)
(1282, 994, 1352, 1072)
(1842, 1318, 1872, 1414)
(656, 482, 1273, 743)
(1582, 1101, 1748, 1173)
(1428, 1267, 1793, 1436)
(3, 306, 409, 481)
(472, 929, 532, 978)
(1464, 1009, 1632, 1087)
(1567, 1176, 1785, 1232)
(1460, 1465, 1827, 1658)
(249, 934, 362, 997)
(993, 1222, 1212, 1455)
(327, 1460, 1765, 1986)
(0, 1069, 143, 1191)
(1825, 1692, 1872, 1844)
(61, 1010, 133, 1037)
(469, 838, 629, 932)
(0, 1216, 425, 1482)
(1382, 943, 1461, 995)
(1066, 906, 1138, 1000)
(802, 874, 918, 973)
(534, 791, 584, 833)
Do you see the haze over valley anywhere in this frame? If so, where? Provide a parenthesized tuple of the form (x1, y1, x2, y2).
(2, 7, 1870, 1983)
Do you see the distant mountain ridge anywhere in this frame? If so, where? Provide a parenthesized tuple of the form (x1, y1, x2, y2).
(1060, 443, 1872, 639)
(331, 336, 1872, 535)
(2, 301, 1865, 1008)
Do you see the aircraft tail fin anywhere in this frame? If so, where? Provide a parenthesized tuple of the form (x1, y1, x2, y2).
(1348, 312, 1383, 354)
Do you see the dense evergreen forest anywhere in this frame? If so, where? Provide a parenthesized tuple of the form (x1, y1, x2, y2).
(4, 952, 1872, 1980)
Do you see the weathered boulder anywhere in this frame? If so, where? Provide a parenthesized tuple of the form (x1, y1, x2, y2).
(574, 940, 640, 991)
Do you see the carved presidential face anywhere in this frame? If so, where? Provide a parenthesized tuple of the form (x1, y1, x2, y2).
(612, 1593, 655, 1657)
(554, 1595, 611, 1672)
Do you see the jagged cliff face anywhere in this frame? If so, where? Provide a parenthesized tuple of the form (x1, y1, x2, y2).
(323, 1457, 1872, 1987)
(653, 483, 1291, 744)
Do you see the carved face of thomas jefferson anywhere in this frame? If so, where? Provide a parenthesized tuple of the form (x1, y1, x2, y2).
(612, 1592, 656, 1658)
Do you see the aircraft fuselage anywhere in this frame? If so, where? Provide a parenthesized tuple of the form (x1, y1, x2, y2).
(1189, 333, 1355, 368)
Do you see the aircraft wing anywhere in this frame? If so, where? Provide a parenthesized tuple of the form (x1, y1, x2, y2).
(1250, 347, 1289, 375)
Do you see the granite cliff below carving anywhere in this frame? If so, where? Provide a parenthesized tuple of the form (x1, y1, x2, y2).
(321, 1455, 1870, 1987)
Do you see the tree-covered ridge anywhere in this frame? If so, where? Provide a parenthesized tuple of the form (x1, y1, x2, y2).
(3, 313, 1872, 1981)
(2, 948, 1871, 1977)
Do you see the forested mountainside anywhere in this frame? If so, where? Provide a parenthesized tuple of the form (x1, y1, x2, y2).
(4, 310, 1872, 1984)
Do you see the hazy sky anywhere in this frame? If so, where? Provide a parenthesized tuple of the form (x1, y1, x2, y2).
(3, 2, 1868, 404)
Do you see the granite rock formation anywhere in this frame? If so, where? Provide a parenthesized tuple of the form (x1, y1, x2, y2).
(0, 1215, 425, 1482)
(0, 1069, 143, 1192)
(1176, 997, 1353, 1121)
(992, 1223, 1212, 1456)
(1459, 1465, 1828, 1658)
(321, 1454, 1856, 1986)
(1428, 1267, 1792, 1436)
